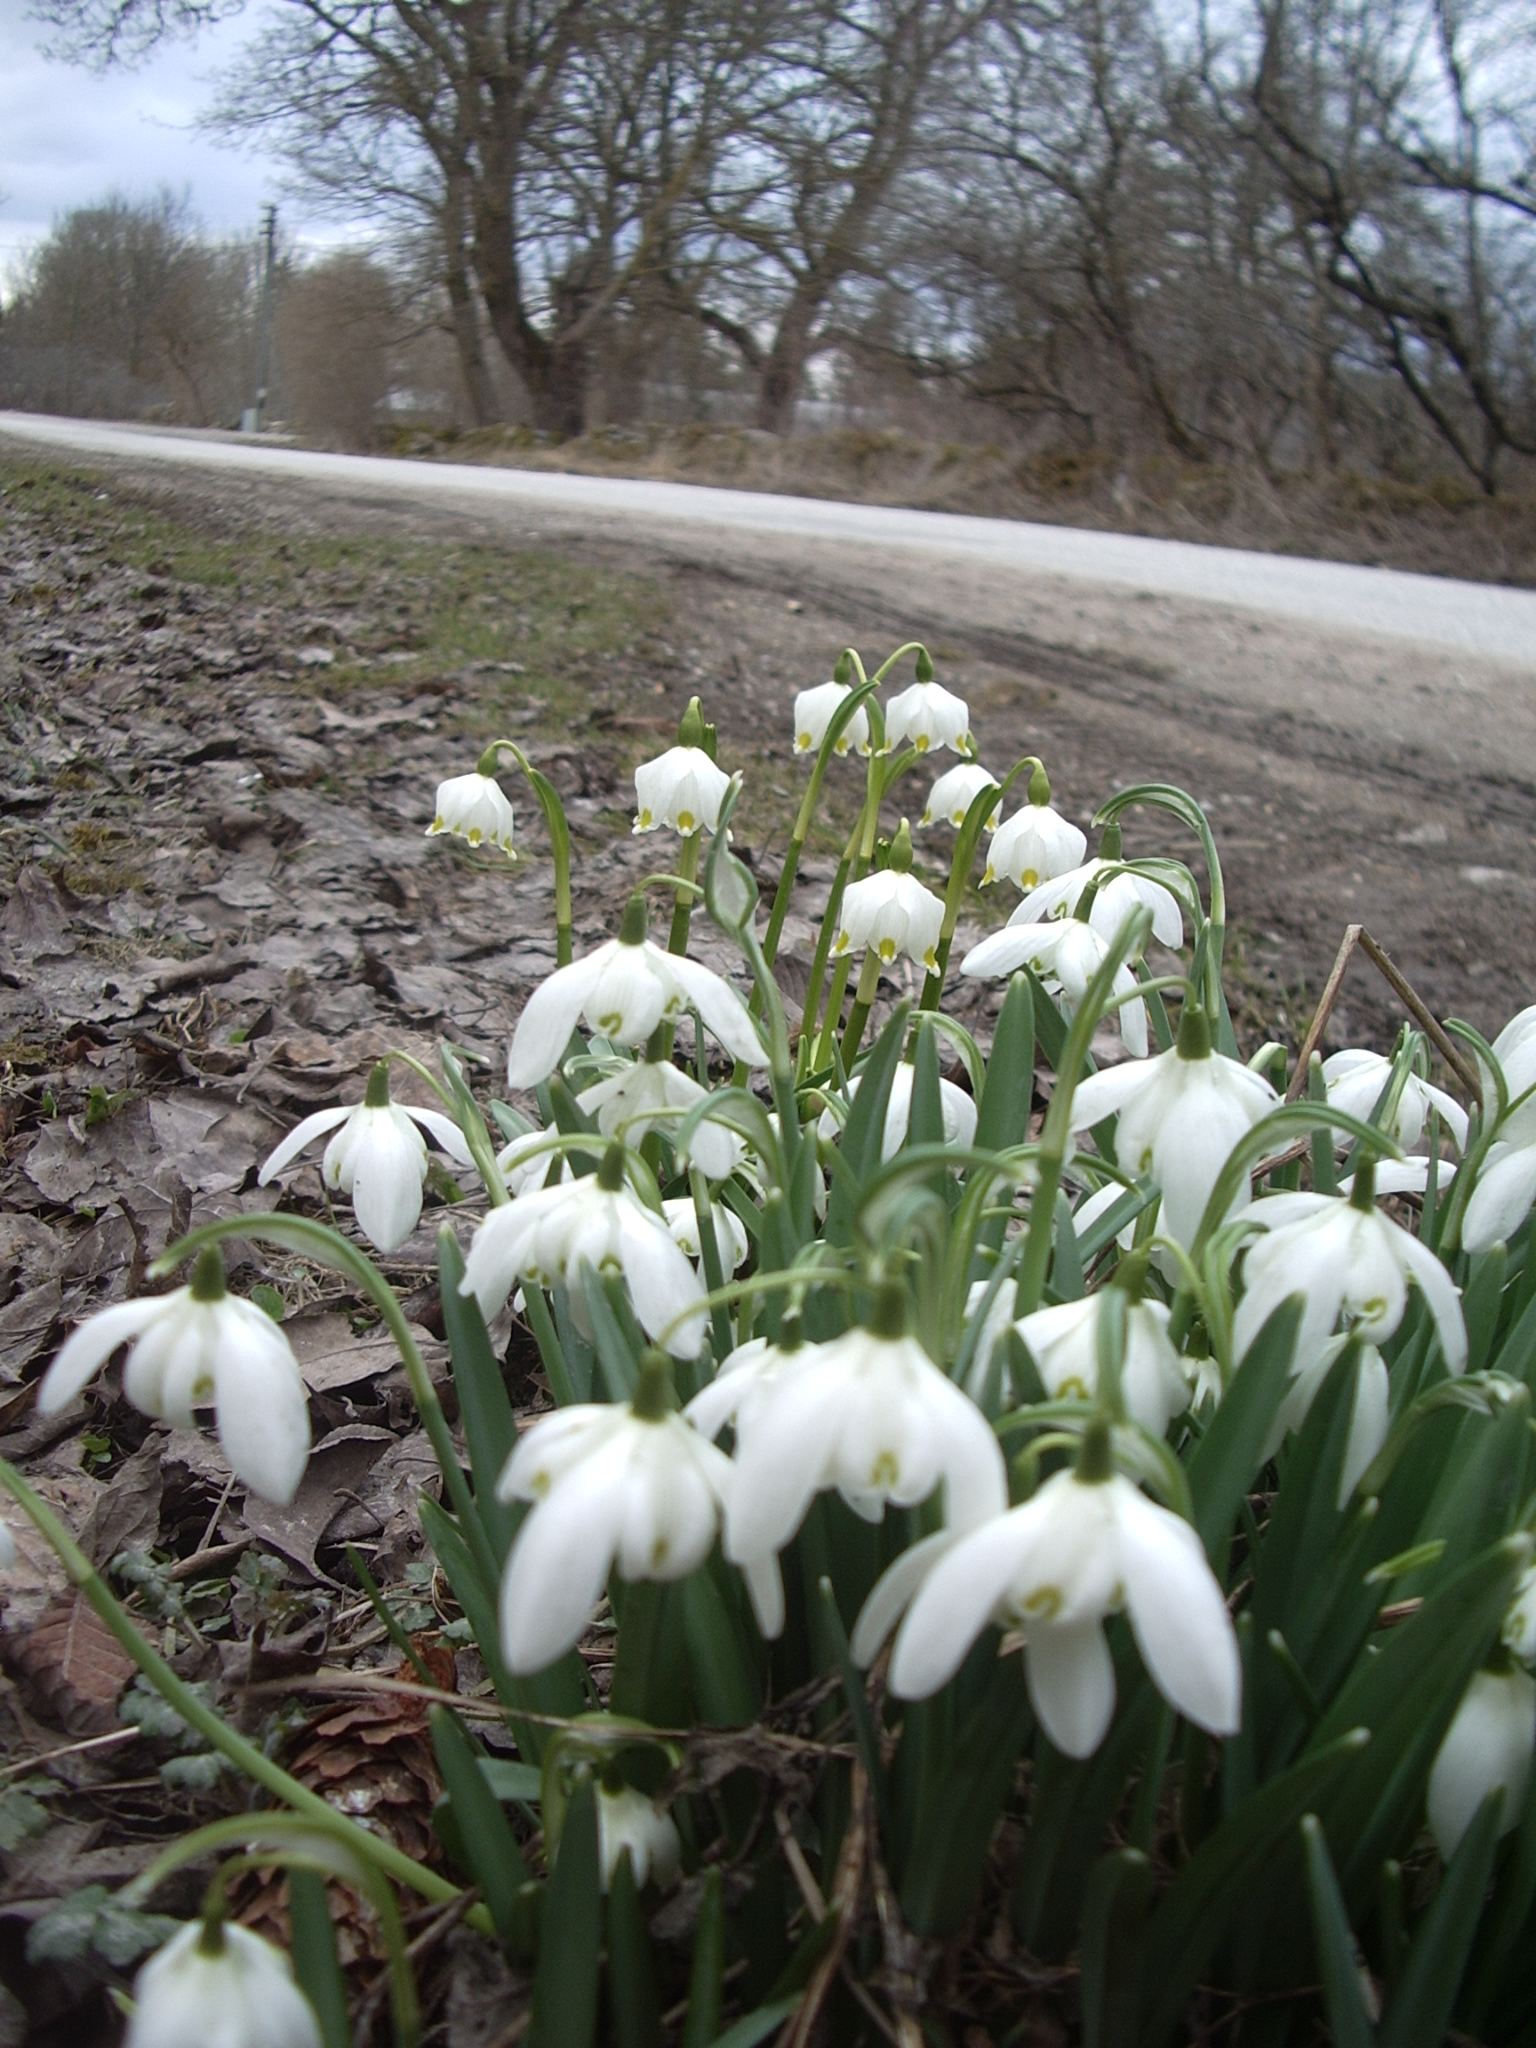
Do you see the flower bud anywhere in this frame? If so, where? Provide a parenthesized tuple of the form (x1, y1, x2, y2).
(126, 1919, 322, 2048)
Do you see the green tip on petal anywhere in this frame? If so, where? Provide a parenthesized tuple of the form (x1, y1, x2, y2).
(868, 1279, 910, 1339)
(1176, 999, 1212, 1061)
(1075, 1415, 1114, 1485)
(888, 819, 914, 875)
(597, 1140, 630, 1193)
(619, 893, 649, 947)
(914, 647, 935, 684)
(364, 1059, 393, 1110)
(188, 1244, 227, 1304)
(631, 1349, 676, 1421)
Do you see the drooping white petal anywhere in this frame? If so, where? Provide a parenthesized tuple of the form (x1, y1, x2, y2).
(920, 762, 1000, 830)
(664, 953, 766, 1067)
(1464, 1142, 1536, 1254)
(212, 1307, 312, 1505)
(349, 1108, 428, 1254)
(405, 1105, 476, 1165)
(1339, 1348, 1390, 1506)
(889, 1513, 1037, 1699)
(1026, 1618, 1118, 1759)
(500, 1441, 624, 1672)
(794, 681, 870, 757)
(508, 951, 606, 1089)
(126, 1920, 323, 2048)
(39, 1295, 169, 1413)
(984, 805, 1086, 890)
(741, 1552, 786, 1639)
(1427, 1666, 1536, 1859)
(257, 1105, 353, 1185)
(851, 1530, 959, 1667)
(1063, 1060, 1155, 1130)
(1115, 1483, 1241, 1737)
(1395, 1227, 1468, 1374)
(633, 746, 732, 836)
(597, 1783, 682, 1891)
(615, 1200, 709, 1357)
(882, 680, 971, 755)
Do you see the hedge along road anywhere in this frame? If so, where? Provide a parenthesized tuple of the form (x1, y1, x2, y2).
(4, 409, 1536, 664)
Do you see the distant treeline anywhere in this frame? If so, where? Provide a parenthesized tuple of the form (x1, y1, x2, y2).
(13, 0, 1536, 491)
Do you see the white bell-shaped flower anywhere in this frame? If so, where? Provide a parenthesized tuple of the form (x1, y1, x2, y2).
(577, 1061, 744, 1181)
(985, 801, 1087, 892)
(258, 1063, 474, 1254)
(1232, 1166, 1466, 1376)
(888, 1439, 1241, 1759)
(961, 917, 1148, 1058)
(461, 1146, 708, 1357)
(662, 1196, 750, 1278)
(1427, 1662, 1536, 1859)
(818, 1061, 978, 1163)
(1015, 1291, 1190, 1438)
(1067, 1006, 1279, 1247)
(881, 678, 971, 756)
(507, 896, 763, 1090)
(496, 1360, 778, 1670)
(597, 1783, 683, 1892)
(126, 1919, 321, 2048)
(39, 1249, 310, 1505)
(633, 745, 732, 836)
(961, 1277, 1018, 1400)
(794, 680, 870, 757)
(1259, 1335, 1391, 1507)
(426, 766, 516, 855)
(1014, 857, 1185, 951)
(1322, 1047, 1468, 1152)
(696, 1289, 1007, 1590)
(832, 839, 945, 972)
(919, 762, 1000, 830)
(1485, 1003, 1536, 1105)
(496, 1124, 571, 1196)
(1464, 1133, 1536, 1254)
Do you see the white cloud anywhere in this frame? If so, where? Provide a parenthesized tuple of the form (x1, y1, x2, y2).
(0, 6, 356, 280)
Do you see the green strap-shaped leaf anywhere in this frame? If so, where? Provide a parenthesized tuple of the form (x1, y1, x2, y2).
(530, 1768, 602, 2048)
(288, 1866, 350, 2048)
(430, 1706, 528, 1947)
(578, 1265, 642, 1402)
(682, 1566, 760, 1729)
(606, 1848, 662, 2048)
(704, 1999, 800, 2048)
(1463, 1245, 1509, 1375)
(1080, 1849, 1154, 2048)
(1462, 1728, 1536, 2029)
(438, 1227, 520, 1563)
(900, 1657, 1035, 1938)
(681, 1866, 726, 2048)
(1139, 1729, 1369, 2047)
(1379, 1791, 1504, 2048)
(1187, 1296, 1302, 1565)
(1300, 1815, 1375, 2048)
(908, 1020, 946, 1153)
(610, 1578, 688, 1729)
(825, 1003, 910, 1247)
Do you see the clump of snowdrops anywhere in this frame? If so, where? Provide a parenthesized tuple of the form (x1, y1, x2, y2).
(12, 645, 1536, 2048)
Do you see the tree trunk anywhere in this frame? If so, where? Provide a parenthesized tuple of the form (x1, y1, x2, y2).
(444, 256, 501, 428)
(753, 293, 819, 434)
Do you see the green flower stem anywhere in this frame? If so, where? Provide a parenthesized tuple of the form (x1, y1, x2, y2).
(839, 951, 883, 1068)
(0, 1459, 469, 1921)
(387, 1049, 506, 1209)
(1094, 784, 1226, 1017)
(523, 1281, 579, 1406)
(760, 671, 881, 976)
(483, 738, 574, 966)
(1014, 910, 1152, 1319)
(804, 752, 917, 1073)
(153, 1215, 501, 1595)
(649, 833, 703, 1066)
(919, 754, 1041, 1012)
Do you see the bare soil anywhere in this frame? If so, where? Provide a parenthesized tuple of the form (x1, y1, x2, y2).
(1, 446, 1533, 2041)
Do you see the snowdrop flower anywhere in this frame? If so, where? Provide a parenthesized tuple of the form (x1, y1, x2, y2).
(1015, 1291, 1189, 1438)
(1322, 1047, 1468, 1152)
(1485, 1003, 1536, 1105)
(882, 678, 971, 756)
(1263, 1336, 1390, 1507)
(633, 745, 731, 836)
(258, 1063, 474, 1254)
(832, 831, 945, 972)
(1505, 1565, 1536, 1665)
(1464, 1132, 1536, 1255)
(39, 1249, 309, 1505)
(888, 1432, 1241, 1759)
(496, 1124, 570, 1196)
(794, 680, 870, 757)
(961, 917, 1149, 1058)
(962, 1277, 1018, 1401)
(984, 777, 1087, 891)
(1015, 858, 1185, 951)
(817, 1061, 978, 1162)
(597, 1783, 682, 1892)
(507, 896, 763, 1090)
(426, 763, 516, 855)
(126, 1919, 321, 2048)
(577, 1061, 744, 1181)
(1427, 1662, 1536, 1859)
(663, 1196, 750, 1278)
(920, 762, 1000, 831)
(699, 1287, 1007, 1590)
(1232, 1163, 1466, 1376)
(1067, 1004, 1279, 1246)
(496, 1358, 778, 1669)
(461, 1144, 707, 1357)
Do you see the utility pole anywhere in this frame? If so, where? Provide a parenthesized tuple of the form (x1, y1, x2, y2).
(243, 204, 277, 432)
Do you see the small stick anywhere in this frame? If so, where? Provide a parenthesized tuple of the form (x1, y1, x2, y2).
(783, 1762, 868, 2048)
(0, 1725, 137, 1781)
(1286, 925, 1362, 1099)
(1285, 923, 1481, 1108)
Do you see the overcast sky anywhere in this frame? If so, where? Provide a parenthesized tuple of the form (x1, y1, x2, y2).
(0, 4, 347, 281)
